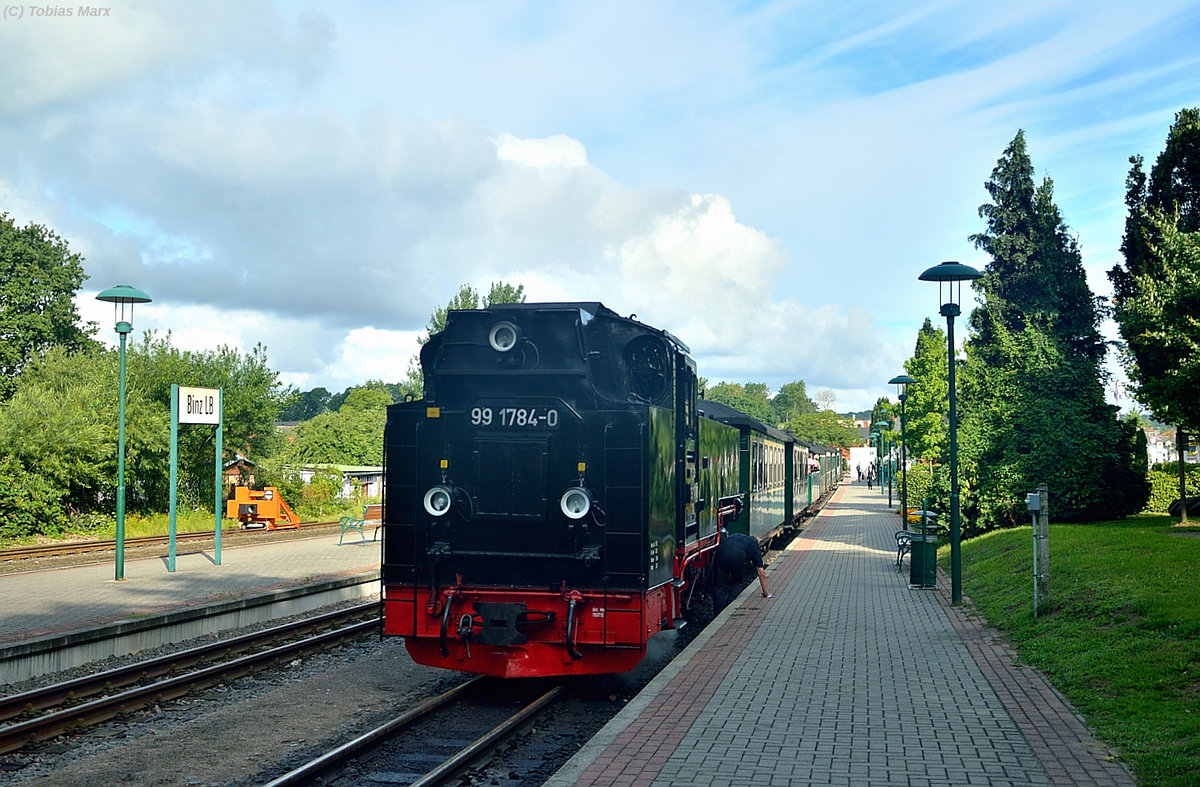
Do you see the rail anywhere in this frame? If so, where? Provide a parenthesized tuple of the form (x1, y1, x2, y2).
(263, 678, 562, 787)
(0, 520, 341, 562)
(0, 604, 379, 754)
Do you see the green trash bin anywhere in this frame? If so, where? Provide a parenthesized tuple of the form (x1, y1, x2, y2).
(909, 518, 938, 588)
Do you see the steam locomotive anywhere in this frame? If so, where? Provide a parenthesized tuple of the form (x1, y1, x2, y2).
(381, 302, 839, 677)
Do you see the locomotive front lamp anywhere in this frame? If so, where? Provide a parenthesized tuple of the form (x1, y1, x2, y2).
(488, 321, 519, 352)
(918, 260, 982, 605)
(560, 487, 592, 520)
(888, 374, 917, 524)
(423, 485, 454, 517)
(96, 284, 152, 582)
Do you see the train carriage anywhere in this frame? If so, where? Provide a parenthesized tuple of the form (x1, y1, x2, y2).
(697, 399, 808, 542)
(382, 302, 736, 678)
(803, 440, 844, 501)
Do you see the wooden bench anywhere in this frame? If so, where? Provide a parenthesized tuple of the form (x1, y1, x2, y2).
(339, 503, 383, 545)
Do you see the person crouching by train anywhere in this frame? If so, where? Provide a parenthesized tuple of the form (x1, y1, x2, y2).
(713, 529, 773, 612)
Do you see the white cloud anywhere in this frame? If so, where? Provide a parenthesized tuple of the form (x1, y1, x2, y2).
(495, 133, 588, 170)
(8, 0, 1200, 412)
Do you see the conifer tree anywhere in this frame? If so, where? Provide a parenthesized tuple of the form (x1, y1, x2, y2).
(1110, 108, 1200, 434)
(961, 131, 1145, 528)
(1110, 109, 1200, 522)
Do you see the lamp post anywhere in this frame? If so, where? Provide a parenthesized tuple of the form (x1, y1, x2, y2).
(872, 421, 890, 495)
(869, 430, 879, 486)
(918, 261, 981, 605)
(96, 285, 152, 581)
(888, 374, 916, 525)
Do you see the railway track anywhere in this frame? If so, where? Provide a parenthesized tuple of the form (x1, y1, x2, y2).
(0, 602, 380, 755)
(0, 520, 340, 562)
(265, 677, 563, 787)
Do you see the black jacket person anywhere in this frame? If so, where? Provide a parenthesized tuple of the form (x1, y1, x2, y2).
(713, 531, 772, 612)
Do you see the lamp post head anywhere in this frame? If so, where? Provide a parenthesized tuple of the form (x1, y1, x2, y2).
(96, 285, 152, 334)
(888, 374, 916, 402)
(918, 260, 982, 312)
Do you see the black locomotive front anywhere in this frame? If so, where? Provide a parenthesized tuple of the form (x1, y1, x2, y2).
(382, 302, 705, 677)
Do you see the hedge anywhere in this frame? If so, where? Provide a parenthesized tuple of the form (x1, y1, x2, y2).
(1145, 464, 1200, 512)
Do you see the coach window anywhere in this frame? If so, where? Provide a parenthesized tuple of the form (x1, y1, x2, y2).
(755, 441, 763, 491)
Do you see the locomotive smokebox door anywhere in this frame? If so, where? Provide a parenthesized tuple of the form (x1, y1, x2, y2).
(476, 602, 528, 646)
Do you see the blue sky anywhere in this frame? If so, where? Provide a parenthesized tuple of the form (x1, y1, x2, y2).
(2, 0, 1197, 411)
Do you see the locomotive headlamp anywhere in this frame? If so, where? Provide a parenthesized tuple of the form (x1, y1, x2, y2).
(560, 487, 592, 520)
(488, 321, 519, 352)
(423, 485, 454, 517)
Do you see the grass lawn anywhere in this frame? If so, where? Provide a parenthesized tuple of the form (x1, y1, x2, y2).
(960, 513, 1200, 786)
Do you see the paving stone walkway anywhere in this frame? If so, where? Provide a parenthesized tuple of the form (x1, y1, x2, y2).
(547, 481, 1135, 787)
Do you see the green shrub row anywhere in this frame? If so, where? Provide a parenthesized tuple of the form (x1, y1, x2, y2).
(0, 456, 69, 541)
(1145, 464, 1200, 512)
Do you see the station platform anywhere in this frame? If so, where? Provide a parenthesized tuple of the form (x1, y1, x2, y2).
(547, 481, 1136, 787)
(0, 530, 380, 682)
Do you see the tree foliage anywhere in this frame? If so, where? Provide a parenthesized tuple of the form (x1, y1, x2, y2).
(787, 410, 861, 449)
(1111, 211, 1200, 433)
(704, 381, 776, 425)
(961, 130, 1146, 529)
(0, 332, 290, 533)
(773, 380, 817, 422)
(283, 380, 392, 466)
(869, 397, 894, 429)
(902, 318, 949, 463)
(1110, 108, 1200, 434)
(0, 455, 67, 540)
(128, 333, 291, 506)
(279, 386, 331, 421)
(961, 315, 1145, 527)
(0, 345, 169, 521)
(0, 213, 96, 400)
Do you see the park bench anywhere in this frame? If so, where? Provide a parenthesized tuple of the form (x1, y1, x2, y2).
(339, 503, 383, 545)
(894, 511, 940, 571)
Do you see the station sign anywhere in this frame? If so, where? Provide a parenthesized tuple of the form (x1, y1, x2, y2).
(177, 386, 221, 424)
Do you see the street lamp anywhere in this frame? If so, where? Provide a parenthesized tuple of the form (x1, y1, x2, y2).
(872, 421, 891, 495)
(869, 430, 879, 486)
(918, 260, 982, 604)
(888, 374, 916, 526)
(96, 285, 152, 581)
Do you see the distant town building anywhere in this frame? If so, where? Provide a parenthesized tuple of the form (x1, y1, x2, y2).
(1143, 427, 1199, 466)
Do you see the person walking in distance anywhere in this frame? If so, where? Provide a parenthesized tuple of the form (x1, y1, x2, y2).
(713, 529, 772, 612)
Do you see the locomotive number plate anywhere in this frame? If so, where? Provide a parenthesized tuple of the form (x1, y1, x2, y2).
(470, 405, 560, 428)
